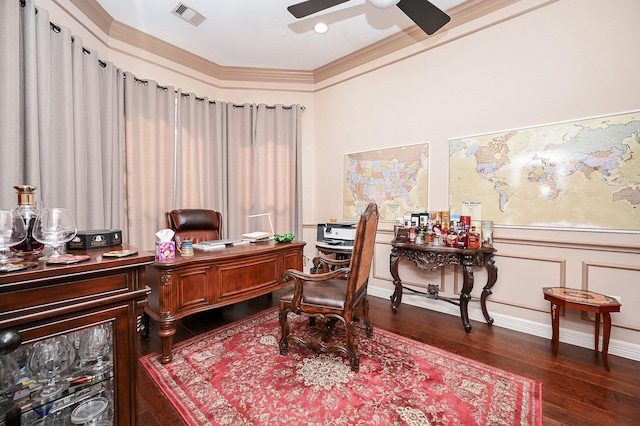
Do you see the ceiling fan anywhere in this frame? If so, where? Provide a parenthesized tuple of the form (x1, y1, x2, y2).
(287, 0, 451, 35)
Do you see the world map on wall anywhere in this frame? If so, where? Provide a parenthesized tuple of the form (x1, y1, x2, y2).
(343, 144, 429, 221)
(449, 111, 640, 231)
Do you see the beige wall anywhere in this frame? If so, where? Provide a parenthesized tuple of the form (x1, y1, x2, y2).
(311, 0, 640, 362)
(47, 0, 640, 361)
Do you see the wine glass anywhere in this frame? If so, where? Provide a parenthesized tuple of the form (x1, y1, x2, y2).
(27, 335, 76, 398)
(0, 330, 22, 418)
(32, 208, 77, 260)
(0, 353, 20, 418)
(0, 209, 26, 264)
(78, 324, 112, 374)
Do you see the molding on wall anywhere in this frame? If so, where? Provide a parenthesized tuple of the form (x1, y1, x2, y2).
(368, 285, 640, 362)
(498, 236, 640, 253)
(313, 0, 525, 83)
(66, 0, 535, 86)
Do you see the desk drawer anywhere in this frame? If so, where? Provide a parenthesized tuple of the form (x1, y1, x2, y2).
(215, 254, 280, 301)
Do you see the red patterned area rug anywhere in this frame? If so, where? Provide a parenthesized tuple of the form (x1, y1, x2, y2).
(140, 307, 542, 425)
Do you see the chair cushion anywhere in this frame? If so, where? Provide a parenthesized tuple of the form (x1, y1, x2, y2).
(281, 279, 348, 310)
(168, 209, 220, 231)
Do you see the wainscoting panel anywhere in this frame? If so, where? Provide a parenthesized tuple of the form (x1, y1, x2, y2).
(490, 252, 566, 311)
(582, 261, 640, 332)
(373, 241, 445, 291)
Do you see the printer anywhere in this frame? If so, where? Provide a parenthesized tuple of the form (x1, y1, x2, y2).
(317, 222, 357, 246)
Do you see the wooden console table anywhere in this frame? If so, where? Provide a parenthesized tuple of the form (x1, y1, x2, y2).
(390, 242, 497, 333)
(143, 240, 305, 363)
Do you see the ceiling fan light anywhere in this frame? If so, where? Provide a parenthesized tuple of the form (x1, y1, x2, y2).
(368, 0, 400, 9)
(313, 22, 329, 34)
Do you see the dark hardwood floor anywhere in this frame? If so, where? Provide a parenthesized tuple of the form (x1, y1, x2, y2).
(137, 289, 640, 425)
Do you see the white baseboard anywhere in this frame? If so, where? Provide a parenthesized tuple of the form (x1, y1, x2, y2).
(368, 285, 640, 363)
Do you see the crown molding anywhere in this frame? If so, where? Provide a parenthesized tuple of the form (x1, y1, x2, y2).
(67, 0, 525, 86)
(314, 0, 521, 83)
(68, 0, 112, 34)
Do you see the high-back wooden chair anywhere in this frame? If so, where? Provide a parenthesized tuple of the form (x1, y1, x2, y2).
(278, 202, 379, 372)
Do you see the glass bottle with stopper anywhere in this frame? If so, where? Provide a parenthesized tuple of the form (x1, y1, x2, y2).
(11, 185, 44, 257)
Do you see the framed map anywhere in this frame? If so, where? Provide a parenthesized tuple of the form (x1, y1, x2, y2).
(449, 111, 640, 232)
(344, 144, 429, 221)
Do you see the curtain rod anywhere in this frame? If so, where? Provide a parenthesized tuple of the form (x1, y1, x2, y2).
(23, 0, 305, 109)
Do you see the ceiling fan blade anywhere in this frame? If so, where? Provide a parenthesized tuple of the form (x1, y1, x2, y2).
(287, 0, 351, 18)
(397, 0, 451, 35)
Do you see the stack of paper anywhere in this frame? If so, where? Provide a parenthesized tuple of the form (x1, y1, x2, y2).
(241, 231, 273, 241)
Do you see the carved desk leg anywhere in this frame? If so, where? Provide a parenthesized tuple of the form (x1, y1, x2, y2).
(460, 254, 474, 333)
(158, 319, 176, 364)
(480, 253, 498, 326)
(389, 247, 403, 313)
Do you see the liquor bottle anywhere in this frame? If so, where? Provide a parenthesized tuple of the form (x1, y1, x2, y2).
(445, 220, 458, 247)
(431, 221, 443, 245)
(458, 221, 468, 249)
(11, 185, 44, 257)
(468, 225, 481, 249)
(432, 221, 442, 234)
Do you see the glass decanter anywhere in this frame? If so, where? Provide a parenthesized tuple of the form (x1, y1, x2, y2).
(11, 185, 44, 257)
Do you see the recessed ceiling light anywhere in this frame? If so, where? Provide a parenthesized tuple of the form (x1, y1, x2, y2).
(314, 22, 328, 34)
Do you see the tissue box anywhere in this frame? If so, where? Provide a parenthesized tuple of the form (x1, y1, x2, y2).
(156, 241, 176, 261)
(67, 229, 123, 250)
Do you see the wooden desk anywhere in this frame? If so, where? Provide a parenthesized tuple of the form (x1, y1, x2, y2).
(143, 240, 305, 363)
(390, 242, 497, 333)
(0, 246, 152, 425)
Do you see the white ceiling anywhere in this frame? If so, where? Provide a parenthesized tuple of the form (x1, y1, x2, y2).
(94, 0, 466, 71)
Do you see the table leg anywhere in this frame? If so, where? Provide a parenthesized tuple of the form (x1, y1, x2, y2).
(159, 320, 176, 364)
(550, 302, 560, 356)
(602, 312, 612, 371)
(480, 254, 497, 326)
(390, 247, 403, 313)
(460, 255, 474, 333)
(594, 312, 601, 354)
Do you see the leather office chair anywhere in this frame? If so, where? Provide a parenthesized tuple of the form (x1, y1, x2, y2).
(165, 209, 223, 245)
(278, 202, 379, 372)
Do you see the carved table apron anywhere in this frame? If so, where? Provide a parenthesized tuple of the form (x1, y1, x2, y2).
(390, 243, 497, 332)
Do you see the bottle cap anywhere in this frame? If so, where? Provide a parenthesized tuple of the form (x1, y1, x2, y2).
(14, 185, 38, 205)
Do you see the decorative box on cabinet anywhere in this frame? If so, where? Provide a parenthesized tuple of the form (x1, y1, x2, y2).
(0, 247, 153, 425)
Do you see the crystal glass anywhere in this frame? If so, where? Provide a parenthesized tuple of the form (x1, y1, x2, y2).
(32, 208, 77, 259)
(0, 353, 20, 417)
(78, 324, 112, 374)
(0, 209, 27, 263)
(27, 336, 76, 398)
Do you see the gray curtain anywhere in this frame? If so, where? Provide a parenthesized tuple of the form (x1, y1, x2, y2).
(0, 0, 124, 231)
(174, 93, 228, 235)
(226, 103, 303, 240)
(1, 1, 303, 252)
(123, 73, 176, 251)
(252, 104, 302, 240)
(0, 0, 21, 203)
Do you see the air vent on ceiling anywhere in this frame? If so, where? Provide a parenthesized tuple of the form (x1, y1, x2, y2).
(171, 2, 206, 27)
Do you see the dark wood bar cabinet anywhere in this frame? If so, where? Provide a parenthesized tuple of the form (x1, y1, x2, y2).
(0, 247, 153, 425)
